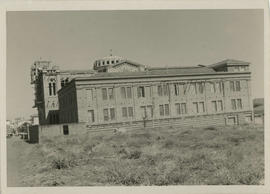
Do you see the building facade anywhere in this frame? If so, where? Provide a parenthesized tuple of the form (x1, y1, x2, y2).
(30, 61, 95, 125)
(54, 57, 253, 130)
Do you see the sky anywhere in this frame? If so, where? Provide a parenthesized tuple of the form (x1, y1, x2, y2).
(6, 9, 264, 120)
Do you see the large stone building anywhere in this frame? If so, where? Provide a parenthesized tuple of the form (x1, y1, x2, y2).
(31, 56, 253, 131)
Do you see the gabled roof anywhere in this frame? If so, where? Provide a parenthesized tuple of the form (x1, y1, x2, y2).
(209, 59, 250, 68)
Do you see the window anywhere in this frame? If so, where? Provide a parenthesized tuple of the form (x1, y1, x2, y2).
(146, 105, 153, 118)
(176, 103, 181, 115)
(218, 100, 223, 111)
(197, 82, 204, 94)
(199, 102, 205, 113)
(165, 104, 170, 116)
(145, 86, 152, 97)
(231, 99, 242, 110)
(103, 109, 109, 121)
(231, 99, 236, 110)
(127, 87, 132, 98)
(141, 105, 153, 118)
(164, 84, 169, 96)
(235, 81, 241, 91)
(53, 83, 56, 95)
(63, 125, 69, 135)
(179, 83, 187, 95)
(237, 99, 242, 109)
(104, 108, 116, 121)
(190, 83, 197, 94)
(108, 88, 114, 99)
(234, 66, 240, 72)
(107, 61, 110, 65)
(181, 103, 187, 114)
(159, 105, 164, 116)
(87, 110, 95, 123)
(110, 108, 116, 120)
(122, 107, 128, 118)
(212, 101, 217, 112)
(240, 66, 246, 72)
(193, 102, 205, 113)
(174, 84, 179, 96)
(121, 87, 126, 98)
(210, 83, 215, 93)
(175, 103, 187, 115)
(230, 81, 241, 92)
(137, 86, 145, 98)
(102, 88, 107, 100)
(193, 102, 199, 113)
(128, 107, 133, 117)
(230, 81, 235, 91)
(49, 83, 52, 96)
(158, 84, 169, 96)
(86, 89, 93, 106)
(158, 85, 163, 96)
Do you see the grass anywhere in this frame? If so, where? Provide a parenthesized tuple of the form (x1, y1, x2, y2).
(17, 124, 264, 186)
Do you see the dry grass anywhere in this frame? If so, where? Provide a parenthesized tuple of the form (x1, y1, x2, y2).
(19, 124, 264, 186)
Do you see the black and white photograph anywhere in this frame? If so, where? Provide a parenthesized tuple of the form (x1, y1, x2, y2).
(1, 1, 269, 193)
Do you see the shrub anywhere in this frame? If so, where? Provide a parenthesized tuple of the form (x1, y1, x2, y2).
(127, 150, 142, 159)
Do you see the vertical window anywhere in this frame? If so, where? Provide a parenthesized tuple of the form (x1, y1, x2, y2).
(108, 88, 114, 99)
(175, 103, 181, 115)
(121, 87, 126, 99)
(210, 83, 215, 93)
(164, 84, 169, 96)
(235, 81, 241, 91)
(145, 86, 152, 97)
(102, 88, 107, 100)
(199, 102, 205, 113)
(212, 101, 217, 112)
(128, 107, 133, 117)
(141, 106, 147, 118)
(193, 102, 199, 113)
(181, 103, 187, 114)
(127, 87, 132, 98)
(146, 105, 153, 118)
(88, 110, 95, 123)
(53, 83, 56, 95)
(197, 83, 204, 94)
(231, 99, 236, 110)
(230, 81, 235, 92)
(218, 100, 223, 111)
(122, 107, 128, 118)
(159, 105, 164, 116)
(103, 109, 109, 121)
(86, 89, 93, 106)
(237, 99, 242, 109)
(179, 84, 186, 95)
(158, 85, 163, 96)
(165, 104, 170, 116)
(234, 66, 240, 72)
(174, 84, 179, 96)
(49, 83, 52, 96)
(110, 108, 116, 120)
(190, 83, 197, 94)
(137, 86, 145, 98)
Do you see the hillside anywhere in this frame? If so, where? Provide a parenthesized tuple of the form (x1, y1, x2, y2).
(7, 124, 264, 186)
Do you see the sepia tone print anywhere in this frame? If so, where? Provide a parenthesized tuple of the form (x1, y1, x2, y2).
(6, 9, 264, 186)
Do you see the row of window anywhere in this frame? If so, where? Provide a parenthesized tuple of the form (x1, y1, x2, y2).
(86, 98, 243, 123)
(48, 82, 56, 96)
(87, 81, 241, 102)
(95, 59, 120, 67)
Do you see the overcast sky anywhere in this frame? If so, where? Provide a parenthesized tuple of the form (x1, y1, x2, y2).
(6, 9, 264, 120)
